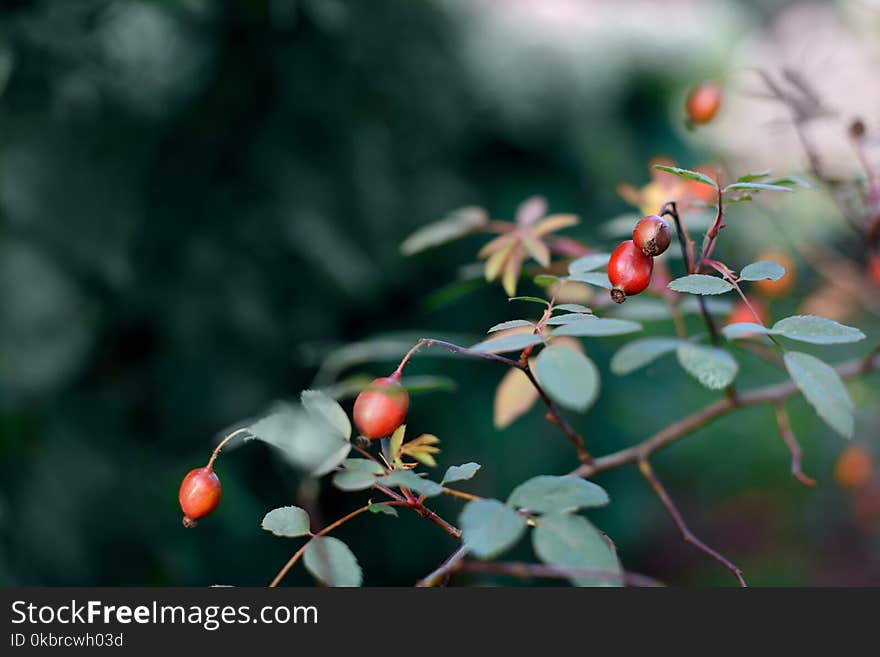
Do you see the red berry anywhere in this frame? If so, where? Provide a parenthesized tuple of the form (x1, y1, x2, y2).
(608, 240, 654, 304)
(686, 81, 722, 125)
(179, 466, 222, 528)
(869, 252, 880, 287)
(632, 215, 672, 257)
(353, 373, 409, 439)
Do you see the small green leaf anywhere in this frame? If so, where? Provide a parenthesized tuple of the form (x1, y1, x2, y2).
(261, 506, 311, 538)
(400, 206, 488, 255)
(532, 514, 622, 587)
(784, 351, 854, 438)
(342, 458, 386, 475)
(668, 274, 734, 295)
(376, 469, 444, 497)
(722, 322, 771, 340)
(487, 319, 535, 333)
(568, 271, 613, 290)
(545, 313, 593, 326)
(610, 338, 681, 375)
(534, 346, 600, 412)
(555, 303, 591, 314)
(441, 462, 482, 485)
(654, 165, 718, 189)
(739, 261, 785, 282)
(534, 274, 560, 288)
(459, 499, 526, 559)
(765, 176, 811, 189)
(368, 503, 398, 517)
(676, 343, 738, 389)
(470, 333, 543, 354)
(736, 170, 770, 182)
(771, 315, 865, 345)
(507, 475, 609, 513)
(303, 536, 362, 587)
(509, 296, 550, 306)
(332, 470, 377, 491)
(723, 182, 794, 193)
(568, 253, 610, 274)
(551, 317, 643, 338)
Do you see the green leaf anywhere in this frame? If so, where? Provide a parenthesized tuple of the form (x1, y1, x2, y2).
(676, 343, 738, 389)
(261, 506, 311, 538)
(376, 469, 444, 497)
(342, 458, 386, 475)
(400, 206, 488, 255)
(487, 319, 535, 333)
(441, 462, 482, 485)
(784, 351, 854, 438)
(368, 503, 398, 517)
(470, 333, 543, 354)
(509, 296, 550, 306)
(303, 536, 362, 587)
(568, 271, 613, 290)
(723, 182, 793, 193)
(555, 303, 591, 314)
(389, 424, 406, 462)
(332, 470, 377, 491)
(771, 315, 865, 345)
(551, 317, 643, 338)
(301, 389, 351, 439)
(736, 170, 770, 182)
(507, 475, 609, 513)
(532, 514, 622, 587)
(459, 499, 526, 559)
(668, 274, 734, 295)
(610, 338, 682, 375)
(765, 176, 811, 189)
(722, 322, 771, 340)
(654, 165, 718, 189)
(534, 274, 560, 288)
(739, 261, 785, 282)
(533, 346, 600, 412)
(568, 253, 610, 274)
(545, 313, 593, 326)
(399, 375, 458, 395)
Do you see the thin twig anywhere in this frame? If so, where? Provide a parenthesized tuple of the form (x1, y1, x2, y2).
(207, 427, 251, 469)
(773, 401, 816, 487)
(638, 460, 746, 587)
(455, 561, 664, 587)
(416, 545, 469, 587)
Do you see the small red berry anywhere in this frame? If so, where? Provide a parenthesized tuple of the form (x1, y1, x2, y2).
(632, 215, 672, 257)
(686, 81, 722, 125)
(353, 372, 409, 439)
(608, 240, 654, 304)
(179, 466, 222, 528)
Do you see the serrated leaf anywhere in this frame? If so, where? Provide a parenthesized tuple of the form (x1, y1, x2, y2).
(555, 303, 591, 314)
(676, 343, 738, 389)
(654, 165, 718, 189)
(303, 536, 362, 587)
(784, 351, 854, 438)
(668, 274, 734, 295)
(551, 317, 643, 337)
(261, 506, 311, 537)
(507, 475, 609, 513)
(332, 470, 377, 491)
(301, 389, 352, 439)
(534, 346, 600, 412)
(441, 462, 482, 485)
(610, 338, 681, 374)
(568, 271, 613, 289)
(722, 322, 772, 340)
(545, 313, 594, 326)
(723, 182, 793, 193)
(568, 253, 611, 274)
(772, 315, 865, 345)
(532, 514, 622, 587)
(494, 366, 540, 429)
(739, 261, 785, 282)
(368, 503, 398, 517)
(487, 319, 535, 333)
(376, 469, 443, 497)
(400, 206, 488, 255)
(470, 333, 543, 354)
(459, 499, 526, 559)
(509, 296, 550, 306)
(342, 458, 385, 475)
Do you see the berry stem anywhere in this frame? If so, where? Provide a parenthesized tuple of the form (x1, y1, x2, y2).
(206, 427, 251, 470)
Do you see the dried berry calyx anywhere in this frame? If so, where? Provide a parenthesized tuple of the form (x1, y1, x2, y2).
(353, 371, 410, 439)
(633, 215, 672, 257)
(608, 239, 654, 304)
(179, 466, 222, 528)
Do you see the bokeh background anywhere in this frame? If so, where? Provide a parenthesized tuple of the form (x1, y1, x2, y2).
(1, 0, 879, 586)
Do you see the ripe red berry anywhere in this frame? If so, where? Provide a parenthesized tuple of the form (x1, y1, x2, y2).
(353, 372, 409, 439)
(608, 240, 653, 304)
(179, 466, 222, 528)
(632, 215, 672, 257)
(686, 81, 722, 125)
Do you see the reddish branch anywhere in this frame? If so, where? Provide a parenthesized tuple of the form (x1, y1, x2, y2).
(773, 401, 816, 487)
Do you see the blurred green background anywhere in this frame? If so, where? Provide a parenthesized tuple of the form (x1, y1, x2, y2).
(1, 0, 878, 587)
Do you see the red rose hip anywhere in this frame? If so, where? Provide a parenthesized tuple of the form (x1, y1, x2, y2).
(633, 215, 672, 257)
(608, 240, 654, 304)
(353, 372, 409, 439)
(686, 81, 722, 125)
(179, 466, 222, 528)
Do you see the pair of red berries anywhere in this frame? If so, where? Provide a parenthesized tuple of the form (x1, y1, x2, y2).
(178, 373, 410, 527)
(608, 215, 671, 304)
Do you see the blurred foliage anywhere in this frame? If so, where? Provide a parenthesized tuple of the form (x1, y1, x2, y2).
(0, 0, 878, 587)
